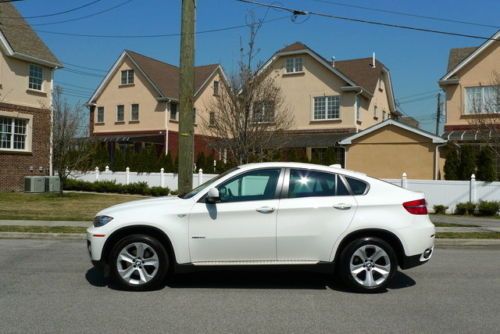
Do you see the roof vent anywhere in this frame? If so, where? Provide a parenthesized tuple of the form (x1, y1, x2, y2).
(331, 56, 336, 67)
(372, 52, 376, 68)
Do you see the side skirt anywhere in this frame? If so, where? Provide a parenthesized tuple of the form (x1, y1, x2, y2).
(173, 261, 336, 275)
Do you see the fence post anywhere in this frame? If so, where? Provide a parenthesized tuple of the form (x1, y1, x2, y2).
(95, 167, 99, 181)
(160, 168, 165, 188)
(470, 174, 477, 203)
(126, 167, 130, 185)
(401, 172, 408, 189)
(105, 165, 110, 173)
(198, 168, 203, 187)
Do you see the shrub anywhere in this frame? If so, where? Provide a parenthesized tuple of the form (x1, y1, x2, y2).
(433, 205, 448, 215)
(476, 146, 496, 182)
(63, 179, 171, 197)
(476, 201, 500, 216)
(444, 145, 459, 180)
(458, 145, 477, 180)
(149, 186, 170, 197)
(123, 182, 150, 195)
(454, 202, 476, 215)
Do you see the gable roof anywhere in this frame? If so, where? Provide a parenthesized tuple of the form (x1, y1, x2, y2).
(0, 3, 61, 67)
(338, 119, 446, 145)
(335, 58, 386, 95)
(441, 30, 500, 82)
(89, 50, 222, 103)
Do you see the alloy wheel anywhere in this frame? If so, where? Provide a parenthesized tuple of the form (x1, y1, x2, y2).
(116, 242, 160, 285)
(349, 244, 391, 288)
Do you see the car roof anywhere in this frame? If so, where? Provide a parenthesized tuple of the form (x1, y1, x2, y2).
(239, 162, 367, 178)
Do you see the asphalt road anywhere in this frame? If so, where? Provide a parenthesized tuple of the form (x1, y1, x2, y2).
(0, 240, 499, 334)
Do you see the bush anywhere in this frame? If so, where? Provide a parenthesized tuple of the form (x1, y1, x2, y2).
(63, 179, 171, 197)
(476, 201, 500, 216)
(476, 146, 496, 182)
(454, 202, 476, 215)
(433, 205, 448, 215)
(444, 145, 460, 180)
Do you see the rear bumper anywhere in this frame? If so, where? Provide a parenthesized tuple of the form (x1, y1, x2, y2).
(400, 246, 434, 269)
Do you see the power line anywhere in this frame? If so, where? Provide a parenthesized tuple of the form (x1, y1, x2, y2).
(235, 0, 500, 42)
(55, 81, 96, 91)
(2, 0, 103, 19)
(61, 61, 107, 73)
(397, 95, 436, 105)
(61, 68, 103, 78)
(398, 89, 441, 101)
(35, 15, 289, 38)
(312, 0, 500, 29)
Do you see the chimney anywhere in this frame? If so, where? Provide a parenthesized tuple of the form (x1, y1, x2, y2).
(331, 56, 336, 67)
(372, 52, 376, 68)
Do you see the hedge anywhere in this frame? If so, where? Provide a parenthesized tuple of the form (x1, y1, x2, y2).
(454, 201, 500, 216)
(64, 178, 170, 197)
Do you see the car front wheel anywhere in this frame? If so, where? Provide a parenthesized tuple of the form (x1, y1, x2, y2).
(339, 237, 397, 293)
(110, 234, 169, 291)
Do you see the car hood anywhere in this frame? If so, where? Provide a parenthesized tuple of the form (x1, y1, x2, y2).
(96, 196, 187, 217)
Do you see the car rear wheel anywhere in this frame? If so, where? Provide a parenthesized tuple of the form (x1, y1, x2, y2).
(339, 237, 397, 292)
(110, 234, 169, 291)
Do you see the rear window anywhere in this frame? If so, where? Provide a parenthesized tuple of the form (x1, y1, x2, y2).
(345, 177, 368, 195)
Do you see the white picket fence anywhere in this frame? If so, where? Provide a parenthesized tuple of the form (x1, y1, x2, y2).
(69, 167, 500, 213)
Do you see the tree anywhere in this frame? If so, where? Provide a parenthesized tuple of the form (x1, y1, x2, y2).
(52, 86, 95, 194)
(200, 14, 294, 165)
(476, 146, 496, 181)
(458, 145, 476, 180)
(444, 144, 460, 180)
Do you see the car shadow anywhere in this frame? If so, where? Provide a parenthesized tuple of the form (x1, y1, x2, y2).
(85, 267, 416, 293)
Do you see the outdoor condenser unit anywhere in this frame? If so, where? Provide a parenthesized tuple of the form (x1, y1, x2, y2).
(44, 176, 60, 193)
(24, 176, 46, 193)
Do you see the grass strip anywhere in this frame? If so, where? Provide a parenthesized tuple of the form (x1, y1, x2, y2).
(0, 225, 87, 234)
(436, 232, 500, 239)
(433, 222, 480, 228)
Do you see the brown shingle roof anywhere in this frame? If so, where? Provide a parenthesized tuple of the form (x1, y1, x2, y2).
(0, 3, 61, 67)
(126, 50, 219, 99)
(447, 47, 477, 73)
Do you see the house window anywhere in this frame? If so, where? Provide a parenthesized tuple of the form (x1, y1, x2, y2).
(374, 105, 378, 119)
(313, 96, 340, 120)
(121, 69, 134, 85)
(355, 95, 360, 122)
(213, 80, 219, 96)
(285, 57, 303, 73)
(209, 112, 216, 126)
(116, 105, 124, 122)
(253, 101, 274, 123)
(131, 104, 139, 121)
(0, 117, 28, 151)
(465, 86, 499, 114)
(29, 64, 43, 91)
(97, 107, 104, 123)
(382, 110, 387, 120)
(170, 102, 178, 121)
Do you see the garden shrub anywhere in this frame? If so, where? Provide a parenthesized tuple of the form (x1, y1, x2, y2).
(63, 179, 170, 197)
(476, 201, 500, 216)
(433, 205, 448, 215)
(454, 202, 476, 215)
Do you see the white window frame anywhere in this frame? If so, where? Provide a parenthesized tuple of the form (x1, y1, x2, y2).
(116, 105, 125, 122)
(0, 112, 33, 153)
(465, 86, 499, 114)
(96, 107, 104, 123)
(28, 64, 43, 91)
(252, 101, 275, 123)
(131, 104, 139, 121)
(312, 96, 340, 121)
(121, 69, 134, 85)
(285, 57, 303, 74)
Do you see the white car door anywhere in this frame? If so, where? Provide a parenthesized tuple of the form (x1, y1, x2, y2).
(188, 168, 283, 263)
(276, 168, 357, 262)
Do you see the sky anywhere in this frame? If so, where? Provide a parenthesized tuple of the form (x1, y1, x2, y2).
(12, 0, 500, 133)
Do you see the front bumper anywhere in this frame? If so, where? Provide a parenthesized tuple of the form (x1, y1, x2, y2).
(86, 227, 107, 262)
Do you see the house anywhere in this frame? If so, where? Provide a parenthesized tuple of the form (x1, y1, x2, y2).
(0, 3, 62, 191)
(439, 30, 500, 176)
(339, 119, 446, 179)
(257, 42, 399, 165)
(88, 50, 226, 159)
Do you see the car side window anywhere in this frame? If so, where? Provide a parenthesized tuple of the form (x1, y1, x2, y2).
(216, 168, 281, 203)
(288, 169, 350, 198)
(345, 177, 368, 195)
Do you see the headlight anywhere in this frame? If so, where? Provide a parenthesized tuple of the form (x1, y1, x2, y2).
(93, 215, 113, 227)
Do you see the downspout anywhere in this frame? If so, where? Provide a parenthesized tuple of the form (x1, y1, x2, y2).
(354, 90, 363, 132)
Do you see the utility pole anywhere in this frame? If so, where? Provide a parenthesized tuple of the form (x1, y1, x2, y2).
(178, 0, 195, 193)
(435, 92, 441, 135)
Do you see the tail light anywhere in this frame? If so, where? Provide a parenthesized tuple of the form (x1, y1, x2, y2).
(403, 199, 428, 215)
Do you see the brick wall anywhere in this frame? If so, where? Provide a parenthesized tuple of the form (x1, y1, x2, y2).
(0, 102, 50, 191)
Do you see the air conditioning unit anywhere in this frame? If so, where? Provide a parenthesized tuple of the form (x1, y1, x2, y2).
(45, 176, 60, 193)
(24, 176, 46, 193)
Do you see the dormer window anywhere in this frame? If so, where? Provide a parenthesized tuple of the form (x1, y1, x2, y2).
(121, 69, 134, 85)
(213, 80, 219, 96)
(285, 57, 303, 73)
(29, 64, 43, 91)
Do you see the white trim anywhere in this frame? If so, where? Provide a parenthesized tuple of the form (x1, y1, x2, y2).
(0, 31, 14, 56)
(381, 67, 397, 114)
(441, 30, 500, 81)
(338, 119, 447, 145)
(194, 65, 226, 97)
(0, 111, 33, 153)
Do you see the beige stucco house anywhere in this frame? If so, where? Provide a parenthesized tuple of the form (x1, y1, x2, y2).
(257, 42, 399, 164)
(339, 120, 446, 179)
(88, 50, 226, 158)
(0, 3, 62, 191)
(439, 30, 500, 176)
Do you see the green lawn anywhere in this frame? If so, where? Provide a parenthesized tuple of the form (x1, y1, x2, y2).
(436, 232, 500, 239)
(0, 192, 146, 221)
(0, 225, 87, 233)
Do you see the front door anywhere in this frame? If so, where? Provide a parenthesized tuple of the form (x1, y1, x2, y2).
(189, 168, 283, 263)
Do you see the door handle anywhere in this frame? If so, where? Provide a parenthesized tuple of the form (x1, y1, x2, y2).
(256, 206, 275, 214)
(333, 203, 351, 210)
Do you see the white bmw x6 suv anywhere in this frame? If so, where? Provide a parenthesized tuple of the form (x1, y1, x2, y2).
(87, 162, 435, 292)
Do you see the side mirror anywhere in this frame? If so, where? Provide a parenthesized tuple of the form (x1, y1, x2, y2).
(205, 188, 220, 204)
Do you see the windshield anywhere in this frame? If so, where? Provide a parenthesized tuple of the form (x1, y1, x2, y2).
(178, 167, 239, 199)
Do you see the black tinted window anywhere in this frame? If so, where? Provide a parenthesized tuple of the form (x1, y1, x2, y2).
(289, 169, 349, 198)
(217, 168, 281, 203)
(345, 177, 368, 195)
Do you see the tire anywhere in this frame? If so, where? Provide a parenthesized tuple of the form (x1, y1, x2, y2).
(109, 234, 169, 291)
(338, 237, 397, 293)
